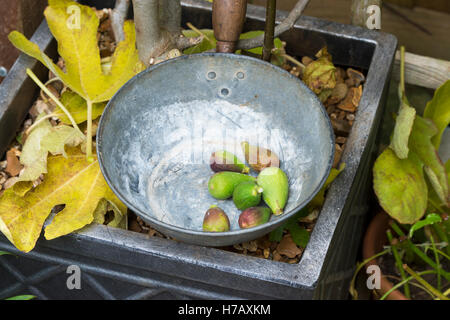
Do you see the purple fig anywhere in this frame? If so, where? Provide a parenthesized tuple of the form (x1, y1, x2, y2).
(210, 150, 249, 173)
(241, 142, 280, 172)
(203, 205, 230, 232)
(238, 207, 271, 229)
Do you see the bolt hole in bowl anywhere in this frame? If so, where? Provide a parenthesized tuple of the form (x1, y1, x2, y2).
(97, 53, 335, 246)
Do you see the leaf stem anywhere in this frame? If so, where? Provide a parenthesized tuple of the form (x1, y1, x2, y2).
(86, 99, 93, 162)
(186, 22, 213, 46)
(391, 221, 450, 281)
(403, 264, 449, 300)
(387, 230, 411, 298)
(279, 53, 305, 68)
(349, 249, 390, 299)
(380, 270, 436, 300)
(400, 46, 406, 95)
(26, 69, 83, 137)
(25, 113, 57, 135)
(426, 226, 442, 291)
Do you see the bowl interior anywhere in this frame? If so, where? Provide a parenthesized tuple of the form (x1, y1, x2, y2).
(97, 53, 334, 236)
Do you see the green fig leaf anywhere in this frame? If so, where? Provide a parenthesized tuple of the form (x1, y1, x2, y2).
(409, 213, 442, 238)
(373, 148, 428, 224)
(423, 80, 450, 149)
(409, 116, 449, 206)
(269, 225, 284, 242)
(389, 101, 416, 159)
(285, 219, 310, 248)
(269, 208, 309, 244)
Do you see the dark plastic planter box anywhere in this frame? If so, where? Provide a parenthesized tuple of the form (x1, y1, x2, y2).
(0, 0, 397, 300)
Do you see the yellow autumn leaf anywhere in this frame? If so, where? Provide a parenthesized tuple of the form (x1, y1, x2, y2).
(302, 47, 337, 97)
(17, 114, 84, 183)
(0, 147, 126, 253)
(56, 91, 106, 124)
(8, 0, 144, 103)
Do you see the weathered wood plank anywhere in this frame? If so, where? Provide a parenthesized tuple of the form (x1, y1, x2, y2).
(393, 51, 450, 89)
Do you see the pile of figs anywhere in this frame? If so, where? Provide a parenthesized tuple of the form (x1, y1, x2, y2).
(203, 142, 289, 232)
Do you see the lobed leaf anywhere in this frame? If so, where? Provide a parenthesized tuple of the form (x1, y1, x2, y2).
(9, 0, 144, 103)
(302, 48, 336, 98)
(0, 147, 126, 252)
(17, 114, 84, 183)
(57, 91, 106, 124)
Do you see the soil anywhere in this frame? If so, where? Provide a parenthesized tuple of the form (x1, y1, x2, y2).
(0, 8, 365, 264)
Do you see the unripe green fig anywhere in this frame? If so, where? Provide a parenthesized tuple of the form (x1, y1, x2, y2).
(257, 167, 289, 215)
(208, 172, 256, 200)
(238, 207, 271, 229)
(203, 205, 230, 232)
(210, 150, 250, 173)
(232, 181, 263, 210)
(241, 141, 280, 172)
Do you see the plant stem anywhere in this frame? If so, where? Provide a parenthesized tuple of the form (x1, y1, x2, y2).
(279, 53, 305, 68)
(444, 287, 450, 296)
(380, 270, 436, 300)
(433, 224, 450, 255)
(26, 69, 83, 137)
(86, 99, 93, 162)
(426, 227, 442, 291)
(403, 264, 449, 300)
(391, 220, 450, 281)
(400, 46, 406, 96)
(110, 0, 130, 42)
(237, 0, 310, 50)
(133, 0, 163, 65)
(186, 22, 214, 46)
(384, 275, 436, 299)
(25, 113, 57, 135)
(349, 249, 390, 299)
(432, 248, 450, 261)
(387, 230, 411, 298)
(263, 0, 276, 61)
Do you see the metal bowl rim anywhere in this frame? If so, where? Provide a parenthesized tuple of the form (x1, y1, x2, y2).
(96, 52, 335, 239)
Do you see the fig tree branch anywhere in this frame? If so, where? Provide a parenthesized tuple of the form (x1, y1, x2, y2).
(110, 0, 130, 42)
(237, 0, 310, 51)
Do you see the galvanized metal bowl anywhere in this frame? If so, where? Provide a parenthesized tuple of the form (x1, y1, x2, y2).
(97, 53, 334, 246)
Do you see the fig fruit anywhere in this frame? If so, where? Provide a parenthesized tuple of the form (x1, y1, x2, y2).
(203, 205, 230, 232)
(208, 171, 256, 200)
(241, 141, 280, 172)
(210, 150, 250, 173)
(257, 167, 289, 215)
(238, 207, 271, 229)
(232, 181, 263, 210)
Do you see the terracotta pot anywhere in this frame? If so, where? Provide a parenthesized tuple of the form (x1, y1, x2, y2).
(362, 211, 409, 300)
